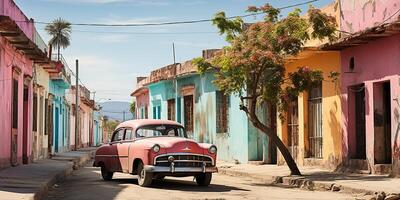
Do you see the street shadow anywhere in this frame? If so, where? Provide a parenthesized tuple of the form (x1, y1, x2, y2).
(44, 166, 129, 200)
(110, 177, 250, 193)
(301, 171, 391, 182)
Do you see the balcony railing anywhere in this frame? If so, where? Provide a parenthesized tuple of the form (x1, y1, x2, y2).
(50, 53, 72, 84)
(79, 85, 91, 101)
(33, 28, 48, 54)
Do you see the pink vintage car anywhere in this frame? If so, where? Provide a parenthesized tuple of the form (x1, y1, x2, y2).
(93, 119, 218, 187)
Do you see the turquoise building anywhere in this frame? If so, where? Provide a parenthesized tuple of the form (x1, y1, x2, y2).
(49, 56, 71, 153)
(141, 52, 277, 164)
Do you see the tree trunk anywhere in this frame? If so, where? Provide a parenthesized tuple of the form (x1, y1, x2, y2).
(242, 98, 301, 176)
(57, 45, 60, 61)
(250, 118, 301, 175)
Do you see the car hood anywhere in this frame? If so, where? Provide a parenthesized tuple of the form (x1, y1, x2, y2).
(136, 137, 206, 154)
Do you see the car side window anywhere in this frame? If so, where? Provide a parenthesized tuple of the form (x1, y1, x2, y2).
(125, 129, 133, 140)
(112, 129, 125, 142)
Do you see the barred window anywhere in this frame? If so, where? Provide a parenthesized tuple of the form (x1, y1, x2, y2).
(308, 82, 323, 158)
(216, 91, 229, 133)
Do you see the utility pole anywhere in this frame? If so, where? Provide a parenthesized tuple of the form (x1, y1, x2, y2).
(172, 42, 176, 65)
(173, 42, 178, 122)
(75, 59, 79, 151)
(123, 111, 126, 121)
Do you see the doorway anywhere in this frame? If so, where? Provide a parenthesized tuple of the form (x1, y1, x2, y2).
(352, 85, 366, 159)
(11, 78, 18, 166)
(184, 95, 194, 138)
(55, 107, 59, 153)
(288, 100, 299, 162)
(22, 85, 29, 164)
(373, 82, 392, 164)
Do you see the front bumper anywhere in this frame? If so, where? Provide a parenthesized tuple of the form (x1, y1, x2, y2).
(144, 165, 218, 173)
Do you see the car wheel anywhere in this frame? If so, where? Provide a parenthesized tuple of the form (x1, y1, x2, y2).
(195, 173, 212, 186)
(137, 162, 153, 187)
(101, 165, 113, 181)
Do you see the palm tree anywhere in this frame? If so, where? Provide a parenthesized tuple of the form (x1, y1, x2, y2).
(45, 18, 72, 61)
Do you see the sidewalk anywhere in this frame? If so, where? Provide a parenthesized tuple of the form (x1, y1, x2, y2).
(218, 161, 400, 199)
(0, 147, 97, 200)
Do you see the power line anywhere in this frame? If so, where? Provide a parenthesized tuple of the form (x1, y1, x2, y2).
(22, 0, 318, 27)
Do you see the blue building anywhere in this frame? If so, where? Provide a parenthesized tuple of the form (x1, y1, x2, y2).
(49, 55, 71, 153)
(136, 50, 277, 164)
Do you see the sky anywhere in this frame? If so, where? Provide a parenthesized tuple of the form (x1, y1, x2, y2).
(15, 0, 333, 102)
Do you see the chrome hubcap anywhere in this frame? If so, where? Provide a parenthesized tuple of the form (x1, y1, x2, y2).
(140, 169, 145, 180)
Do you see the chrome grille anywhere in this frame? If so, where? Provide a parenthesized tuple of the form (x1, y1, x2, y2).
(154, 154, 214, 167)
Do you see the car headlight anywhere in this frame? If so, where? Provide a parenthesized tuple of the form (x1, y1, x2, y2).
(152, 144, 160, 153)
(209, 145, 217, 154)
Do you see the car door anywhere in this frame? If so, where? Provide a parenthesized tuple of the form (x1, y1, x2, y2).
(109, 129, 125, 172)
(117, 128, 133, 173)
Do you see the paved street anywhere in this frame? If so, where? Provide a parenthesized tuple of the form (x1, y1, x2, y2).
(44, 165, 355, 200)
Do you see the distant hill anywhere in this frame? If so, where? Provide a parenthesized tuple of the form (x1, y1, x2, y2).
(98, 101, 133, 121)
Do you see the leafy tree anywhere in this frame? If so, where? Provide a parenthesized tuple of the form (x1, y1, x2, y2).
(194, 4, 337, 175)
(45, 18, 72, 61)
(130, 100, 136, 117)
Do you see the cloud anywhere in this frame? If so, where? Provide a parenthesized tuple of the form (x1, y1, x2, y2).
(94, 34, 131, 43)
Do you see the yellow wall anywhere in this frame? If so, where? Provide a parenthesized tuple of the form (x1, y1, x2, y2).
(277, 51, 342, 170)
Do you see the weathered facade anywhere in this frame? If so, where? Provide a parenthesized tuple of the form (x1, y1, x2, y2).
(132, 50, 276, 164)
(67, 85, 95, 149)
(323, 0, 400, 175)
(49, 55, 71, 154)
(0, 0, 48, 168)
(277, 1, 343, 170)
(131, 77, 149, 119)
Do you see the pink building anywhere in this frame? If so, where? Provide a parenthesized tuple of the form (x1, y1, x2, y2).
(0, 0, 48, 168)
(131, 77, 150, 119)
(325, 0, 400, 176)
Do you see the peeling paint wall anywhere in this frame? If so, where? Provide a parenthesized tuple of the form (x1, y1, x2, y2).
(278, 51, 342, 170)
(341, 34, 400, 175)
(147, 72, 263, 164)
(340, 0, 400, 34)
(0, 37, 33, 169)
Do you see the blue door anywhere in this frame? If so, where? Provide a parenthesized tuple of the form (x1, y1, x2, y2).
(55, 107, 59, 152)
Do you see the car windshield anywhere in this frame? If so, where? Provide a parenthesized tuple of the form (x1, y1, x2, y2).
(136, 125, 187, 138)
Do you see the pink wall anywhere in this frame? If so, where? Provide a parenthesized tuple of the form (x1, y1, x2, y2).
(0, 0, 34, 40)
(134, 89, 149, 119)
(0, 37, 33, 168)
(340, 0, 400, 34)
(341, 34, 400, 169)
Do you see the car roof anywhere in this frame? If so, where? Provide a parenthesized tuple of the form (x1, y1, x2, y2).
(116, 119, 183, 131)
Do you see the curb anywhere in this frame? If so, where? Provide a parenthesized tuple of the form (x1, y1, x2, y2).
(217, 168, 398, 199)
(32, 150, 95, 200)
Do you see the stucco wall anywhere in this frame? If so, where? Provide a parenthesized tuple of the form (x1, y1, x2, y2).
(0, 37, 33, 168)
(278, 51, 342, 169)
(340, 34, 400, 174)
(340, 0, 400, 34)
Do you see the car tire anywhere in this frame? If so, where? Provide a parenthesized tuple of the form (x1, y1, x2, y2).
(195, 173, 212, 186)
(101, 165, 113, 181)
(137, 162, 153, 187)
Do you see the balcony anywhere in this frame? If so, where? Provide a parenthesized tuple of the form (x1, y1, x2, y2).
(0, 0, 33, 40)
(0, 0, 47, 63)
(49, 54, 72, 86)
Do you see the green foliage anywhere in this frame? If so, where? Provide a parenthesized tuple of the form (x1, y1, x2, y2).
(308, 6, 337, 42)
(212, 12, 243, 42)
(129, 100, 136, 116)
(45, 18, 72, 50)
(194, 4, 338, 117)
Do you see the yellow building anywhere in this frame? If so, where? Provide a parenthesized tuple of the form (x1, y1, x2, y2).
(277, 0, 343, 170)
(278, 49, 342, 170)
